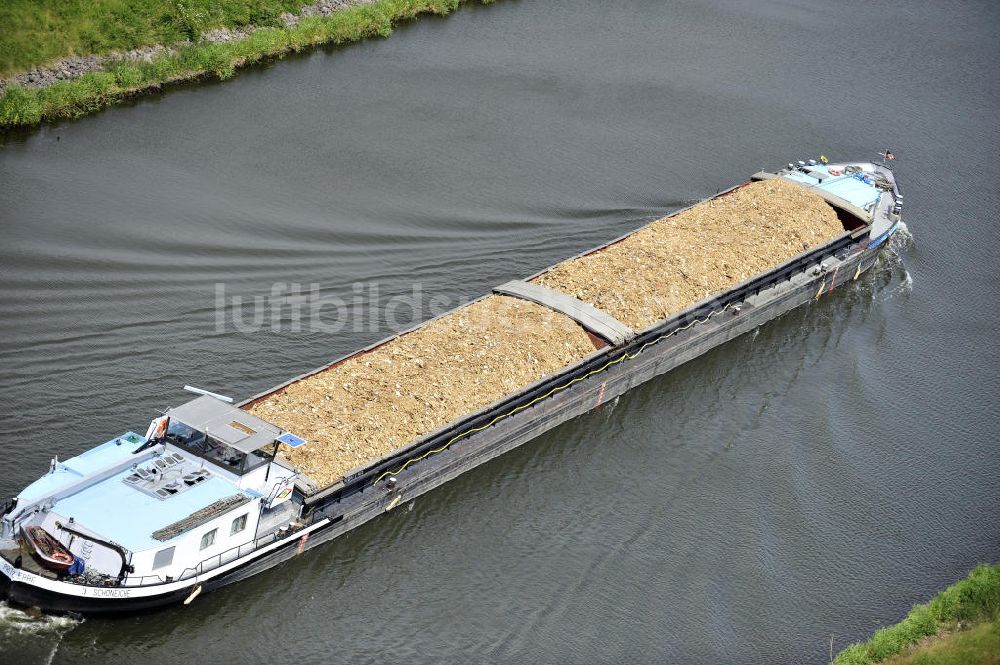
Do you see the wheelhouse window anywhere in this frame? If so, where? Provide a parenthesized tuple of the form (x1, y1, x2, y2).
(153, 546, 175, 570)
(231, 514, 248, 535)
(200, 529, 217, 550)
(165, 420, 270, 475)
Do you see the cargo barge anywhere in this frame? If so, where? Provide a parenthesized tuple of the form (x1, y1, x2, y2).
(0, 158, 904, 614)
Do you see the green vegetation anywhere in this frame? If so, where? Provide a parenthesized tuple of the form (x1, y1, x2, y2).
(0, 0, 315, 76)
(0, 0, 496, 130)
(833, 563, 1000, 665)
(885, 620, 999, 665)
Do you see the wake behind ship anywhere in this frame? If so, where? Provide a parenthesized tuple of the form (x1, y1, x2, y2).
(1, 157, 904, 614)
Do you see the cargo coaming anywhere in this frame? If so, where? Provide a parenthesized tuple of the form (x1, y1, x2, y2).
(0, 160, 903, 614)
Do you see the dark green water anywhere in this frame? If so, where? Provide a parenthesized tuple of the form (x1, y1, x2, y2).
(0, 1, 997, 663)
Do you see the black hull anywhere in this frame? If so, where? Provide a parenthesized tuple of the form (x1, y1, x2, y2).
(4, 580, 191, 615)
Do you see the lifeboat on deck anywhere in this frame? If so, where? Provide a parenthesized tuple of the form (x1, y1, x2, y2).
(21, 525, 74, 572)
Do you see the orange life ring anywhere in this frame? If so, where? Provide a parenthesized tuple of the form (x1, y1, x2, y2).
(52, 551, 73, 563)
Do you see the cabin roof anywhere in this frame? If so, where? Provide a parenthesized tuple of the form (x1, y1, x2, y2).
(166, 395, 283, 454)
(52, 467, 250, 551)
(16, 434, 143, 504)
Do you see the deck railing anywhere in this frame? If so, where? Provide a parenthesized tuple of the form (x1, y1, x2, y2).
(120, 528, 289, 587)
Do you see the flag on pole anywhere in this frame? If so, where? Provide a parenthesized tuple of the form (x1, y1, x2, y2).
(144, 415, 169, 441)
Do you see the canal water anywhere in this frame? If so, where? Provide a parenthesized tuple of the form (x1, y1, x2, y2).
(1, 1, 997, 662)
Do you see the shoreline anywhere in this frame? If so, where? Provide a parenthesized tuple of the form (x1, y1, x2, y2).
(0, 0, 495, 131)
(0, 0, 380, 95)
(833, 563, 999, 665)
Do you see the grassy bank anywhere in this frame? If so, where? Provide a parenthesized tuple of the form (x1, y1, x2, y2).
(885, 620, 999, 665)
(0, 0, 494, 130)
(0, 0, 317, 77)
(833, 563, 1000, 665)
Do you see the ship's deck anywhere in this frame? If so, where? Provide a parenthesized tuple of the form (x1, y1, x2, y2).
(17, 434, 251, 552)
(781, 164, 882, 210)
(17, 434, 144, 504)
(52, 469, 247, 552)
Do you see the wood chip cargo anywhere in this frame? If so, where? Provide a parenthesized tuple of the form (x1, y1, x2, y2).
(245, 178, 853, 490)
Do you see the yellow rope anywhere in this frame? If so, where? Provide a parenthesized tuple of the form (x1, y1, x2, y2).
(371, 301, 736, 485)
